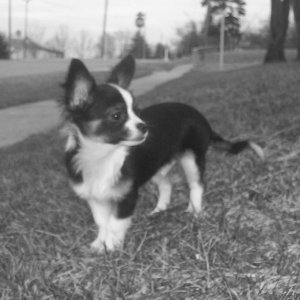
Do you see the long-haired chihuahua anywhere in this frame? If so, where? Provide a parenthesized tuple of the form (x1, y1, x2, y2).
(61, 55, 264, 252)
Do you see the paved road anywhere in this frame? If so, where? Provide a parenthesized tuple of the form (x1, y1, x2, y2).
(0, 64, 193, 148)
(0, 59, 116, 79)
(0, 58, 183, 79)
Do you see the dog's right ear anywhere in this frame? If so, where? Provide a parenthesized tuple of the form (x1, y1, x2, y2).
(63, 59, 96, 109)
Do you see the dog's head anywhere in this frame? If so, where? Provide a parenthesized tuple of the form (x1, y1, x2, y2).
(62, 55, 148, 146)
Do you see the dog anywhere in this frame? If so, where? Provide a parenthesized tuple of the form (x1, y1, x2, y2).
(61, 55, 264, 252)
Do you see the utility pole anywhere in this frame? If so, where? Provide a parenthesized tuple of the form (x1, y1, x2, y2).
(23, 0, 31, 59)
(219, 10, 225, 70)
(8, 0, 12, 56)
(164, 45, 169, 62)
(101, 0, 109, 58)
(135, 12, 145, 58)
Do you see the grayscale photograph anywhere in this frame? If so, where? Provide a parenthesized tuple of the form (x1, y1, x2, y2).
(0, 0, 299, 299)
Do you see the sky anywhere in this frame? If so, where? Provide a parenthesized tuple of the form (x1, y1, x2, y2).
(0, 0, 271, 46)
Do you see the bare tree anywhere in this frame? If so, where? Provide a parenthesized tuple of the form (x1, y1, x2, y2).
(113, 31, 133, 57)
(97, 33, 116, 58)
(74, 30, 94, 59)
(265, 0, 290, 63)
(47, 25, 71, 57)
(96, 31, 133, 58)
(28, 22, 46, 43)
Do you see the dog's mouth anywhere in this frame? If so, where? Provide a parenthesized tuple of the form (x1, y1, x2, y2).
(122, 131, 148, 146)
(120, 121, 149, 146)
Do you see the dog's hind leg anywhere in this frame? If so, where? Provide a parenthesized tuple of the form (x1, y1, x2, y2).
(149, 161, 175, 215)
(180, 150, 205, 216)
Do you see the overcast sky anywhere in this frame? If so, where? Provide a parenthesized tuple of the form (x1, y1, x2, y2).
(0, 0, 270, 45)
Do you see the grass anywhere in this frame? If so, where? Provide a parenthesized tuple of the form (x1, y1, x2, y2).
(0, 70, 106, 110)
(197, 49, 298, 71)
(0, 60, 176, 110)
(1, 61, 300, 299)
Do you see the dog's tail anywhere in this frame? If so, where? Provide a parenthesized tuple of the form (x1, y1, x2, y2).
(210, 130, 265, 160)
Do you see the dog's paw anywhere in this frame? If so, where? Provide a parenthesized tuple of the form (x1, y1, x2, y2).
(185, 203, 202, 218)
(148, 207, 166, 216)
(104, 235, 124, 252)
(90, 236, 124, 253)
(148, 208, 161, 216)
(90, 239, 105, 253)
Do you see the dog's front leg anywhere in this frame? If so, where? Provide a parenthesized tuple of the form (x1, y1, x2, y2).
(101, 191, 137, 251)
(88, 195, 135, 252)
(104, 216, 132, 251)
(88, 200, 112, 253)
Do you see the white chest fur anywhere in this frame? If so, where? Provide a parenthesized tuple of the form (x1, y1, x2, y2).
(70, 137, 130, 202)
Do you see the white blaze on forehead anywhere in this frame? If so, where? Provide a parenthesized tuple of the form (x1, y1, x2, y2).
(108, 83, 143, 124)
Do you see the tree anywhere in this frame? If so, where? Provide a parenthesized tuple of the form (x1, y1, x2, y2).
(201, 0, 212, 46)
(97, 31, 133, 58)
(175, 21, 200, 57)
(242, 22, 269, 48)
(0, 33, 9, 59)
(74, 30, 94, 59)
(47, 25, 71, 57)
(201, 0, 245, 47)
(153, 43, 165, 59)
(202, 0, 246, 19)
(130, 31, 151, 59)
(28, 22, 46, 43)
(293, 0, 300, 60)
(265, 0, 290, 63)
(97, 33, 116, 58)
(286, 23, 297, 48)
(113, 30, 132, 57)
(225, 12, 241, 48)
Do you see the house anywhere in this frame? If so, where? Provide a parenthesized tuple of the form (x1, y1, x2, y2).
(11, 37, 64, 60)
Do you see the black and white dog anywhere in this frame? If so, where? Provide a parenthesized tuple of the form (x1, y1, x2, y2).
(61, 55, 264, 252)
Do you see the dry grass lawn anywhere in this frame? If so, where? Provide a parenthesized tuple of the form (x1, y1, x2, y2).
(1, 61, 300, 299)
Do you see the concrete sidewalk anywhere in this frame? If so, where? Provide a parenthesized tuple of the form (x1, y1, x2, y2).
(0, 64, 192, 148)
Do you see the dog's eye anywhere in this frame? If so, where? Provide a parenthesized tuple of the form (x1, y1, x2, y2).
(111, 112, 122, 121)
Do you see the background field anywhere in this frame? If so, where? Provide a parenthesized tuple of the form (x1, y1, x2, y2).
(0, 49, 297, 110)
(1, 56, 300, 299)
(195, 48, 298, 71)
(0, 59, 178, 109)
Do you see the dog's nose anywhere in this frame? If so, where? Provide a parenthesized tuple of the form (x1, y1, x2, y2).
(137, 122, 148, 134)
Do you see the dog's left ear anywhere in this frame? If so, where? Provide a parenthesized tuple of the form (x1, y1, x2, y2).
(107, 55, 135, 89)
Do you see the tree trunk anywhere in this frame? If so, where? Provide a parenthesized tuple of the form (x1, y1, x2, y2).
(201, 0, 212, 46)
(264, 0, 290, 63)
(292, 0, 300, 60)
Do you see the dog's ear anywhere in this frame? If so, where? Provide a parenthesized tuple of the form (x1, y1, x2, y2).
(107, 55, 135, 89)
(63, 59, 96, 109)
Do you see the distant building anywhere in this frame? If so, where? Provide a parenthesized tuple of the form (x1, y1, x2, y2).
(11, 37, 64, 60)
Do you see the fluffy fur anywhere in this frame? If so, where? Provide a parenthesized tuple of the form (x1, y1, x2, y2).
(61, 55, 264, 252)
